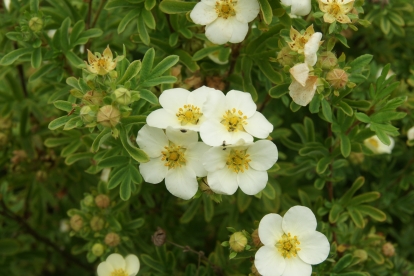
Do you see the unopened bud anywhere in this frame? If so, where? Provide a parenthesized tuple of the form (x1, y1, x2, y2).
(229, 232, 248, 252)
(318, 52, 338, 70)
(353, 249, 368, 262)
(29, 17, 44, 32)
(80, 106, 96, 124)
(83, 90, 104, 106)
(97, 105, 121, 128)
(382, 242, 395, 257)
(90, 216, 104, 231)
(152, 227, 167, 246)
(326, 69, 348, 89)
(105, 232, 121, 247)
(83, 195, 94, 207)
(114, 88, 132, 105)
(70, 214, 84, 232)
(95, 194, 110, 209)
(277, 47, 295, 67)
(109, 71, 118, 79)
(92, 243, 105, 257)
(349, 152, 364, 165)
(35, 170, 47, 182)
(251, 229, 261, 247)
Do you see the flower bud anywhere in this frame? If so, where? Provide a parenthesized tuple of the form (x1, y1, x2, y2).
(348, 152, 364, 165)
(95, 194, 110, 209)
(251, 229, 261, 247)
(109, 70, 118, 79)
(80, 106, 96, 124)
(29, 17, 44, 32)
(83, 195, 94, 207)
(70, 214, 84, 232)
(326, 69, 348, 89)
(90, 216, 104, 231)
(151, 227, 167, 247)
(83, 90, 104, 106)
(318, 51, 338, 70)
(353, 249, 368, 262)
(97, 105, 121, 128)
(229, 232, 248, 252)
(92, 243, 105, 257)
(277, 47, 295, 67)
(382, 242, 395, 257)
(105, 232, 121, 247)
(114, 88, 132, 105)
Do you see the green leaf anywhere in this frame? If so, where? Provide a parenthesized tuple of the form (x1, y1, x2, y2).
(337, 101, 353, 116)
(29, 63, 55, 82)
(321, 99, 332, 122)
(298, 190, 311, 207)
(192, 46, 222, 61)
(120, 115, 147, 126)
(142, 9, 156, 29)
(30, 0, 39, 12)
(340, 134, 351, 158)
(63, 116, 82, 130)
(357, 205, 386, 222)
(348, 54, 373, 72)
(59, 17, 71, 52)
(340, 177, 365, 205)
(120, 173, 132, 200)
(349, 192, 380, 205)
(140, 76, 177, 87)
(74, 28, 103, 46)
(174, 49, 200, 72)
(91, 128, 111, 152)
(61, 140, 82, 157)
(65, 51, 84, 67)
(380, 17, 391, 35)
(139, 89, 158, 105)
(333, 254, 353, 272)
(150, 55, 179, 78)
(258, 0, 273, 24)
(262, 183, 276, 200)
(48, 116, 72, 130)
(203, 195, 214, 222)
(0, 48, 33, 66)
(119, 125, 149, 163)
(348, 208, 365, 228)
(105, 0, 136, 9)
(366, 248, 385, 264)
(65, 152, 93, 165)
(69, 20, 85, 47)
(117, 60, 142, 84)
(314, 178, 325, 190)
(108, 167, 128, 189)
(180, 198, 201, 223)
(329, 204, 343, 223)
(31, 47, 42, 68)
(145, 0, 156, 10)
(0, 239, 20, 255)
(98, 156, 130, 168)
(316, 156, 331, 174)
(159, 0, 196, 14)
(118, 9, 139, 34)
(237, 189, 252, 213)
(140, 254, 165, 273)
(258, 61, 283, 84)
(54, 100, 73, 112)
(137, 16, 150, 45)
(130, 165, 143, 184)
(355, 112, 370, 123)
(125, 218, 145, 230)
(44, 137, 74, 147)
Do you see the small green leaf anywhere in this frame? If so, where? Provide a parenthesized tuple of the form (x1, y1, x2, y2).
(29, 63, 55, 82)
(350, 192, 380, 205)
(348, 208, 365, 228)
(125, 218, 145, 230)
(192, 46, 222, 61)
(65, 152, 93, 165)
(340, 134, 351, 158)
(316, 156, 331, 174)
(65, 51, 84, 67)
(0, 48, 33, 66)
(108, 167, 128, 189)
(348, 54, 373, 72)
(118, 9, 140, 34)
(119, 125, 149, 163)
(91, 128, 111, 152)
(0, 239, 20, 255)
(117, 60, 142, 84)
(180, 198, 201, 223)
(357, 205, 386, 222)
(333, 254, 353, 272)
(321, 99, 332, 122)
(31, 47, 42, 68)
(59, 17, 71, 52)
(150, 55, 180, 78)
(159, 0, 196, 14)
(48, 116, 72, 130)
(98, 156, 130, 168)
(120, 173, 132, 200)
(258, 0, 273, 24)
(137, 16, 150, 45)
(139, 89, 158, 105)
(314, 178, 325, 190)
(54, 100, 73, 112)
(329, 204, 343, 223)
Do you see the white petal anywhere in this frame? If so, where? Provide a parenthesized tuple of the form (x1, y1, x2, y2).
(228, 17, 249, 43)
(166, 127, 198, 147)
(288, 76, 317, 107)
(207, 168, 239, 195)
(187, 86, 214, 109)
(298, 231, 330, 265)
(201, 0, 216, 6)
(146, 109, 181, 130)
(244, 112, 273, 138)
(205, 17, 233, 45)
(247, 140, 278, 171)
(190, 2, 218, 25)
(106, 253, 126, 271)
(225, 90, 257, 118)
(203, 146, 228, 172)
(304, 32, 322, 66)
(254, 246, 286, 276)
(159, 88, 190, 114)
(280, 0, 292, 6)
(282, 256, 312, 276)
(203, 88, 226, 120)
(186, 142, 211, 177)
(97, 262, 113, 276)
(165, 167, 197, 200)
(291, 0, 312, 16)
(282, 206, 317, 237)
(289, 63, 309, 86)
(407, 126, 414, 140)
(125, 255, 140, 276)
(364, 135, 394, 154)
(139, 158, 167, 184)
(237, 168, 267, 195)
(136, 125, 168, 158)
(200, 120, 232, 147)
(235, 0, 260, 23)
(227, 130, 254, 145)
(258, 213, 284, 246)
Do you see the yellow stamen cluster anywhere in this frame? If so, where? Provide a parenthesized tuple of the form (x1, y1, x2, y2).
(215, 0, 237, 19)
(276, 233, 301, 259)
(161, 143, 186, 169)
(221, 108, 248, 132)
(367, 138, 379, 149)
(226, 149, 251, 173)
(111, 269, 128, 276)
(176, 105, 202, 126)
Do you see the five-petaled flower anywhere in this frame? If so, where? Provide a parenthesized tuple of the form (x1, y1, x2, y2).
(136, 125, 210, 200)
(281, 0, 312, 17)
(203, 139, 278, 195)
(199, 89, 273, 146)
(85, 46, 117, 75)
(190, 0, 260, 45)
(97, 253, 140, 276)
(318, 0, 355, 24)
(288, 25, 316, 54)
(255, 206, 330, 276)
(364, 135, 394, 154)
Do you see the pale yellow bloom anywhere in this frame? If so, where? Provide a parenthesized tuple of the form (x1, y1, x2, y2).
(288, 25, 315, 54)
(85, 46, 117, 75)
(318, 0, 354, 24)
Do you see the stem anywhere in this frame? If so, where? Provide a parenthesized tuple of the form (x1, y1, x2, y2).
(91, 0, 106, 28)
(13, 43, 28, 98)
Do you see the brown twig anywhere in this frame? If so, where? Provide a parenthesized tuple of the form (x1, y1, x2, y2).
(91, 0, 106, 28)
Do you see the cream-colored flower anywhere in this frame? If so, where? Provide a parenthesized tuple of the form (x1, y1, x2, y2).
(85, 46, 117, 75)
(318, 0, 354, 24)
(364, 135, 394, 154)
(407, 126, 414, 141)
(97, 253, 140, 276)
(288, 25, 315, 54)
(281, 0, 312, 16)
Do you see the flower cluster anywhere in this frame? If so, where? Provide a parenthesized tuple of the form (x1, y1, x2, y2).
(137, 87, 278, 200)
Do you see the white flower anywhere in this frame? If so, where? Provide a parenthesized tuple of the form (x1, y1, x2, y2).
(407, 126, 414, 141)
(304, 32, 323, 67)
(203, 139, 278, 195)
(147, 86, 217, 132)
(4, 0, 11, 11)
(281, 0, 312, 16)
(364, 135, 394, 154)
(97, 253, 140, 276)
(199, 90, 273, 146)
(190, 0, 260, 45)
(136, 125, 210, 200)
(255, 206, 330, 276)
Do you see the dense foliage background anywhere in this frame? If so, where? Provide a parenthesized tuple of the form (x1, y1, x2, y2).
(1, 0, 414, 275)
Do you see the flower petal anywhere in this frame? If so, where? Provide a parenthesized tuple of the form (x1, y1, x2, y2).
(186, 142, 211, 177)
(235, 0, 260, 23)
(291, 0, 311, 16)
(247, 140, 278, 171)
(87, 49, 97, 64)
(201, 0, 216, 6)
(288, 76, 317, 107)
(159, 88, 190, 114)
(146, 108, 181, 130)
(203, 146, 228, 172)
(187, 86, 214, 109)
(323, 12, 336, 23)
(97, 261, 113, 276)
(165, 166, 197, 200)
(205, 17, 233, 45)
(337, 14, 351, 24)
(166, 127, 198, 147)
(228, 18, 249, 44)
(282, 206, 317, 237)
(106, 253, 126, 271)
(304, 32, 322, 66)
(200, 120, 232, 147)
(227, 129, 254, 145)
(225, 90, 257, 117)
(125, 254, 140, 276)
(258, 213, 284, 246)
(103, 46, 113, 60)
(298, 231, 330, 265)
(190, 2, 218, 25)
(282, 256, 312, 276)
(139, 157, 168, 184)
(290, 63, 309, 86)
(254, 245, 286, 276)
(136, 125, 168, 157)
(207, 168, 239, 195)
(203, 89, 226, 120)
(244, 112, 273, 139)
(237, 168, 267, 195)
(281, 0, 292, 6)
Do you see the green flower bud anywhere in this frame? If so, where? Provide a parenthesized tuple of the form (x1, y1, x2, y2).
(90, 216, 104, 231)
(69, 214, 84, 232)
(83, 195, 94, 207)
(29, 17, 44, 32)
(318, 52, 338, 70)
(326, 69, 348, 89)
(95, 194, 110, 209)
(91, 243, 105, 257)
(97, 105, 121, 128)
(229, 232, 248, 253)
(104, 232, 121, 247)
(83, 90, 104, 105)
(109, 70, 118, 79)
(114, 88, 132, 105)
(80, 106, 96, 124)
(277, 47, 295, 67)
(353, 249, 368, 262)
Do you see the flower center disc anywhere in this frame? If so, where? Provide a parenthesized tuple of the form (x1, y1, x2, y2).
(276, 233, 301, 258)
(215, 0, 236, 19)
(368, 138, 379, 148)
(176, 105, 202, 126)
(329, 3, 341, 15)
(226, 149, 251, 173)
(221, 108, 247, 132)
(161, 143, 186, 169)
(111, 269, 128, 276)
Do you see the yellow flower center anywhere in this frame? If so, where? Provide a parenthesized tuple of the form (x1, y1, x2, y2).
(329, 3, 341, 15)
(276, 233, 301, 258)
(161, 142, 186, 169)
(221, 108, 248, 132)
(176, 105, 202, 126)
(215, 0, 236, 19)
(226, 149, 251, 173)
(111, 269, 128, 276)
(368, 138, 379, 149)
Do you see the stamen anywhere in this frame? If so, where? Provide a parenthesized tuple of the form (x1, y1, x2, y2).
(215, 0, 237, 19)
(276, 233, 301, 259)
(161, 142, 187, 169)
(225, 149, 251, 173)
(176, 104, 202, 126)
(111, 269, 128, 276)
(220, 108, 248, 132)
